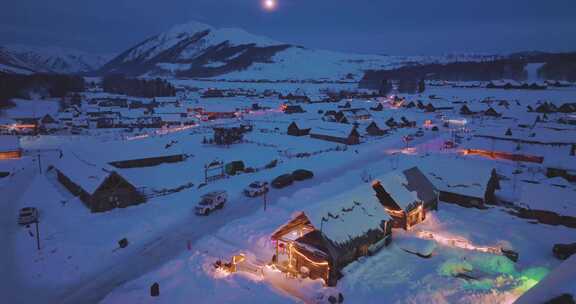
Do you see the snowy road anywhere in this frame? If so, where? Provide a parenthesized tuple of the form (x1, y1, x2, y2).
(51, 133, 439, 304)
(0, 157, 38, 302)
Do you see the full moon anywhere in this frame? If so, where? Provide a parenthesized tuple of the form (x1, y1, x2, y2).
(262, 0, 277, 11)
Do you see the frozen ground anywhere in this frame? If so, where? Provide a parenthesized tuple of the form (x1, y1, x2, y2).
(1, 84, 575, 303)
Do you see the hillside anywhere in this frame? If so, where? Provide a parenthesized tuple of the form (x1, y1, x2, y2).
(0, 45, 111, 75)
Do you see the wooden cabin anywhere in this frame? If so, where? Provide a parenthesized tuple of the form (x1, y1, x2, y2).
(310, 125, 360, 145)
(366, 121, 387, 136)
(335, 108, 372, 124)
(270, 185, 392, 286)
(287, 122, 311, 136)
(372, 167, 438, 230)
(56, 152, 145, 212)
(0, 136, 22, 160)
(423, 160, 500, 208)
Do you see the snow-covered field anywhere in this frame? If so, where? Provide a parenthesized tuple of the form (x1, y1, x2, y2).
(1, 84, 575, 304)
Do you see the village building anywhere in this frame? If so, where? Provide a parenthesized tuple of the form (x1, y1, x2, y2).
(40, 114, 59, 131)
(484, 107, 501, 117)
(544, 152, 576, 182)
(287, 122, 311, 136)
(194, 105, 238, 121)
(0, 136, 22, 160)
(55, 152, 146, 212)
(422, 159, 500, 208)
(270, 185, 392, 286)
(335, 108, 372, 124)
(310, 124, 361, 145)
(370, 103, 384, 111)
(365, 121, 388, 136)
(515, 182, 576, 227)
(281, 104, 306, 114)
(371, 167, 438, 230)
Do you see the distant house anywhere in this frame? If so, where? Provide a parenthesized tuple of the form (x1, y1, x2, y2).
(0, 136, 22, 160)
(287, 122, 311, 136)
(56, 152, 145, 212)
(370, 103, 384, 111)
(310, 124, 360, 145)
(460, 105, 476, 115)
(196, 106, 237, 121)
(270, 185, 392, 286)
(558, 103, 576, 113)
(424, 103, 436, 112)
(338, 101, 352, 109)
(484, 107, 501, 117)
(365, 121, 387, 136)
(371, 167, 438, 230)
(40, 114, 59, 130)
(282, 104, 306, 114)
(423, 160, 500, 208)
(544, 152, 576, 182)
(336, 108, 372, 124)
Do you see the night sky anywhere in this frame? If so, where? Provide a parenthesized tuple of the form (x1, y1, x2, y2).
(2, 0, 576, 56)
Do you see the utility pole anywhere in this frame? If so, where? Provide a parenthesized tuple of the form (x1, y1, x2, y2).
(35, 220, 41, 251)
(263, 190, 267, 211)
(37, 153, 42, 174)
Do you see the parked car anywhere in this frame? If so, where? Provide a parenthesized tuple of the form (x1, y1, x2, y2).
(244, 181, 269, 197)
(292, 169, 314, 181)
(195, 191, 227, 215)
(272, 174, 294, 189)
(18, 207, 38, 225)
(415, 130, 424, 137)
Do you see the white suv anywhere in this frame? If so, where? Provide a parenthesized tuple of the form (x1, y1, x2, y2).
(243, 181, 269, 197)
(195, 191, 227, 215)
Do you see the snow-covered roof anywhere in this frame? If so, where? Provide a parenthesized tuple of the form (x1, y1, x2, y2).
(56, 151, 113, 195)
(421, 158, 493, 199)
(373, 170, 420, 210)
(67, 137, 184, 165)
(310, 123, 356, 138)
(300, 184, 391, 245)
(518, 182, 576, 217)
(0, 136, 20, 152)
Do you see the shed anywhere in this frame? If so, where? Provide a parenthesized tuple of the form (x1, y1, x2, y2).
(271, 185, 392, 286)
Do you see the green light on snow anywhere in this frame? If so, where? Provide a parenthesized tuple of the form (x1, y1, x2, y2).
(514, 267, 550, 293)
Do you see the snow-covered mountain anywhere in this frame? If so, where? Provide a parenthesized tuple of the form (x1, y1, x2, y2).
(0, 44, 111, 74)
(98, 21, 416, 81)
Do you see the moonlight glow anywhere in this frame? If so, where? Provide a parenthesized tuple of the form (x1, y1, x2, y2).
(262, 0, 277, 11)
